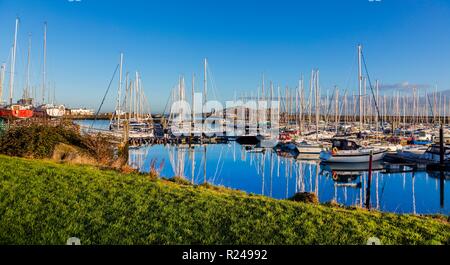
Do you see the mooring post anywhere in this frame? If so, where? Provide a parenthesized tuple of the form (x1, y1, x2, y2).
(366, 150, 373, 210)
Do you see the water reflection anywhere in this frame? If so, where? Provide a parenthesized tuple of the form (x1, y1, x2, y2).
(130, 142, 449, 215)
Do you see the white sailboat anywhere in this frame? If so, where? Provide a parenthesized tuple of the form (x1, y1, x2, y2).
(110, 53, 154, 137)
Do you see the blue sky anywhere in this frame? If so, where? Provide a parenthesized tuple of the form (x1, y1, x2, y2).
(0, 0, 450, 113)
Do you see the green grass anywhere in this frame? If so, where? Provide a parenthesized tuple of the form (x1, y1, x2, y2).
(0, 154, 448, 245)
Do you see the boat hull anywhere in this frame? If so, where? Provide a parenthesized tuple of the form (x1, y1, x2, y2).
(320, 149, 386, 163)
(0, 108, 33, 119)
(46, 106, 65, 117)
(295, 144, 323, 160)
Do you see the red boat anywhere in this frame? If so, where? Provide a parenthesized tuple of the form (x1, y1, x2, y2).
(0, 105, 34, 119)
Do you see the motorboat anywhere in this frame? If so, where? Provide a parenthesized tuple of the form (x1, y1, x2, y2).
(320, 138, 387, 163)
(396, 144, 450, 164)
(294, 140, 324, 160)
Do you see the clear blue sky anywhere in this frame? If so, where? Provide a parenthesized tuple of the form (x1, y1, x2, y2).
(1, 0, 450, 113)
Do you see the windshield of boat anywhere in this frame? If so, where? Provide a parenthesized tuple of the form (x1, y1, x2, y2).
(332, 139, 360, 150)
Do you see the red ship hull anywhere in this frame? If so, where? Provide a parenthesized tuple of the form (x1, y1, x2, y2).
(0, 107, 34, 119)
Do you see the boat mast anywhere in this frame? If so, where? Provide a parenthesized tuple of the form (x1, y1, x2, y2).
(203, 58, 207, 183)
(363, 77, 367, 126)
(191, 74, 195, 136)
(335, 86, 339, 134)
(308, 70, 313, 130)
(270, 81, 274, 138)
(42, 22, 47, 104)
(128, 79, 132, 122)
(375, 80, 379, 135)
(25, 33, 32, 100)
(358, 44, 363, 131)
(315, 70, 320, 142)
(0, 63, 5, 104)
(300, 75, 304, 134)
(135, 72, 139, 121)
(9, 17, 19, 105)
(203, 58, 207, 119)
(117, 53, 123, 130)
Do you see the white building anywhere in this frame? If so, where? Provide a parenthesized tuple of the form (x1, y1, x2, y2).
(70, 108, 94, 116)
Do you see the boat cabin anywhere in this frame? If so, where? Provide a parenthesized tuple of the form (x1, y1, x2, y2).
(331, 139, 360, 151)
(424, 144, 450, 158)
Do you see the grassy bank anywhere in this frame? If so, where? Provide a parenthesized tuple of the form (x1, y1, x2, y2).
(0, 155, 448, 245)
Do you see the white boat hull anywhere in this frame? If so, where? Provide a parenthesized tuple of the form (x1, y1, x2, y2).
(46, 106, 65, 117)
(320, 149, 386, 163)
(296, 145, 323, 154)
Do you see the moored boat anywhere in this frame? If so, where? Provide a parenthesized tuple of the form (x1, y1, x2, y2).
(0, 104, 33, 119)
(320, 138, 386, 163)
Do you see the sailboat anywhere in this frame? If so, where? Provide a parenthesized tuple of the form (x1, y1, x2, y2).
(320, 45, 388, 163)
(109, 54, 154, 136)
(294, 70, 326, 159)
(0, 18, 34, 119)
(237, 75, 279, 147)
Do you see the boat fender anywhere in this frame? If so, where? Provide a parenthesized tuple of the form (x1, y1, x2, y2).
(332, 171, 338, 181)
(331, 147, 339, 155)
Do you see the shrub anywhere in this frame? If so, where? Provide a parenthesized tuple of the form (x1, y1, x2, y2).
(289, 192, 319, 204)
(0, 123, 115, 165)
(170, 176, 192, 185)
(0, 124, 84, 158)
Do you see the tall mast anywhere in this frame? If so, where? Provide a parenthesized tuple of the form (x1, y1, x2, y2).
(9, 17, 19, 105)
(128, 79, 132, 122)
(203, 58, 207, 110)
(135, 72, 139, 120)
(315, 70, 320, 142)
(363, 77, 367, 126)
(308, 70, 313, 129)
(42, 22, 47, 104)
(335, 86, 339, 134)
(300, 75, 304, 133)
(25, 33, 32, 99)
(262, 73, 265, 100)
(191, 74, 195, 136)
(117, 53, 123, 130)
(203, 59, 207, 184)
(0, 63, 5, 104)
(375, 80, 379, 134)
(270, 81, 274, 137)
(358, 44, 363, 131)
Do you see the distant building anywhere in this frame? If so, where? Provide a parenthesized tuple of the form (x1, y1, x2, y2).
(69, 108, 95, 116)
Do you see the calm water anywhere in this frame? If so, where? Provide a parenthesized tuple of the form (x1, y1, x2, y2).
(77, 120, 449, 215)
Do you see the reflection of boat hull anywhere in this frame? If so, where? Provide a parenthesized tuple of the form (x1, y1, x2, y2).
(296, 153, 321, 160)
(236, 135, 262, 145)
(321, 161, 385, 172)
(320, 149, 386, 163)
(426, 170, 450, 180)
